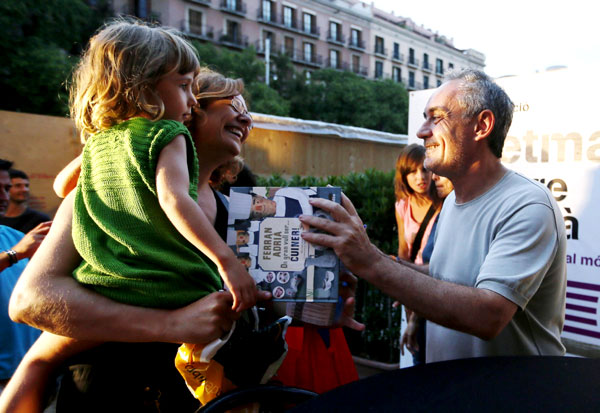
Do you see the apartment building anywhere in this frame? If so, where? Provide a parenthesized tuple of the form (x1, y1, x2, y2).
(113, 0, 485, 90)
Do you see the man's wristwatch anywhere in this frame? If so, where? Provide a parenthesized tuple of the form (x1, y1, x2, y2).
(4, 249, 18, 266)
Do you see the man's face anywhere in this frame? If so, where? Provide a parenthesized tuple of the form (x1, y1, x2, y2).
(251, 196, 277, 217)
(0, 171, 11, 216)
(416, 80, 477, 178)
(10, 177, 30, 204)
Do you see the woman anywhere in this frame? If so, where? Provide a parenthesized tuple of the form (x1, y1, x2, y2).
(394, 144, 440, 264)
(4, 69, 258, 412)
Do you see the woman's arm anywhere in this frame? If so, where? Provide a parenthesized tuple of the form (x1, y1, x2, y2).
(9, 192, 242, 344)
(395, 207, 409, 260)
(53, 154, 82, 198)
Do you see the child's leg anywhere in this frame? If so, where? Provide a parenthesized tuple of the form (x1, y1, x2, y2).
(0, 332, 101, 413)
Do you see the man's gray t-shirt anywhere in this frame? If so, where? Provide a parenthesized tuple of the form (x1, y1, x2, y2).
(427, 170, 566, 363)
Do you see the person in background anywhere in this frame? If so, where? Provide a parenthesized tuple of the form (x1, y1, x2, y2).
(394, 143, 440, 364)
(0, 159, 50, 396)
(394, 143, 440, 265)
(401, 173, 453, 362)
(0, 169, 51, 233)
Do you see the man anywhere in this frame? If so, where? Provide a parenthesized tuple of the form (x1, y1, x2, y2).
(0, 160, 51, 392)
(0, 169, 51, 234)
(302, 69, 566, 363)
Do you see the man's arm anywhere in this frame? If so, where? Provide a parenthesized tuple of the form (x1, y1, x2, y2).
(9, 192, 243, 344)
(0, 221, 51, 271)
(300, 194, 517, 341)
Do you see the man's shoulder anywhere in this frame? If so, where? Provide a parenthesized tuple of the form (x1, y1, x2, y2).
(490, 170, 555, 207)
(24, 208, 51, 220)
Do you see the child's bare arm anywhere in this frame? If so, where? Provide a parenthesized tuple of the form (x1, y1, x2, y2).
(0, 332, 100, 412)
(156, 136, 257, 311)
(54, 154, 82, 198)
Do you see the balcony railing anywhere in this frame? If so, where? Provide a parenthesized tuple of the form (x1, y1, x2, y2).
(185, 0, 211, 6)
(325, 58, 349, 71)
(292, 48, 322, 67)
(351, 65, 368, 77)
(220, 0, 246, 16)
(181, 20, 214, 41)
(407, 57, 420, 69)
(422, 61, 432, 73)
(374, 46, 387, 57)
(218, 30, 248, 49)
(436, 67, 445, 76)
(348, 38, 365, 51)
(326, 30, 345, 45)
(254, 40, 280, 55)
(392, 52, 404, 63)
(301, 24, 320, 38)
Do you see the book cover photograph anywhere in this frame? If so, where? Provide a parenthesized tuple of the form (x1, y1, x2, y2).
(227, 187, 341, 303)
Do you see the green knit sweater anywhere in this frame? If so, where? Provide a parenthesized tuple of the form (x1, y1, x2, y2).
(72, 118, 222, 309)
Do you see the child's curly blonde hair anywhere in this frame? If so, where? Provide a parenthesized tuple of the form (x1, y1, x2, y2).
(69, 18, 200, 142)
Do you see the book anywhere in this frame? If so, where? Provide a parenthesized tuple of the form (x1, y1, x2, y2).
(227, 186, 341, 304)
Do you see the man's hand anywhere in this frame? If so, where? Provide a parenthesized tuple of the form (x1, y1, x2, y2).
(13, 221, 52, 260)
(300, 193, 382, 278)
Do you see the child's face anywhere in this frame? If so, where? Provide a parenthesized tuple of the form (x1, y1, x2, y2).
(154, 71, 197, 123)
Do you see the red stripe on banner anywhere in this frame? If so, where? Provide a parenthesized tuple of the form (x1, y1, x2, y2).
(567, 292, 599, 303)
(564, 325, 600, 339)
(567, 280, 600, 292)
(565, 314, 597, 326)
(566, 303, 597, 314)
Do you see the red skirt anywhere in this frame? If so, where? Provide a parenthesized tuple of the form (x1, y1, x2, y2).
(275, 326, 358, 394)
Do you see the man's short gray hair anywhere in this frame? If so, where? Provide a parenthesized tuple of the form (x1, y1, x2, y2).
(444, 69, 514, 158)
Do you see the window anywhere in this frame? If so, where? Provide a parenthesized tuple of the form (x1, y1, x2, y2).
(226, 20, 239, 42)
(351, 28, 361, 47)
(284, 6, 294, 28)
(262, 0, 272, 21)
(263, 31, 274, 52)
(375, 36, 384, 55)
(329, 21, 340, 42)
(409, 71, 415, 88)
(423, 53, 429, 69)
(423, 75, 429, 89)
(352, 55, 360, 73)
(188, 9, 203, 35)
(449, 62, 454, 70)
(375, 61, 383, 79)
(437, 79, 442, 87)
(329, 49, 339, 68)
(284, 36, 294, 57)
(436, 58, 444, 75)
(303, 42, 313, 62)
(409, 48, 415, 64)
(303, 13, 314, 34)
(226, 0, 237, 11)
(393, 42, 400, 60)
(392, 67, 401, 83)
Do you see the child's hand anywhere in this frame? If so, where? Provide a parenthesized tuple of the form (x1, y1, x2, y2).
(220, 258, 258, 312)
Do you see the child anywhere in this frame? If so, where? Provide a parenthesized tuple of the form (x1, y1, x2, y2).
(0, 20, 261, 411)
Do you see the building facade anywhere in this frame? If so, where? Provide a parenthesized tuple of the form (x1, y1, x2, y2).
(114, 0, 485, 90)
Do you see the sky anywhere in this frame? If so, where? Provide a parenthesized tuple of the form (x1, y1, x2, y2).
(372, 0, 599, 78)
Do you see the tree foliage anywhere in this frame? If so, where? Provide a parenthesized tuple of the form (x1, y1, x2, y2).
(1, 2, 409, 133)
(0, 0, 112, 116)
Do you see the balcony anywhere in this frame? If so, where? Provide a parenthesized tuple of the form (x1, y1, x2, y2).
(392, 52, 404, 63)
(293, 49, 323, 67)
(352, 65, 368, 77)
(301, 24, 320, 39)
(254, 40, 280, 56)
(436, 67, 445, 76)
(185, 0, 211, 6)
(218, 30, 248, 49)
(256, 9, 278, 25)
(181, 20, 214, 41)
(374, 46, 387, 58)
(219, 0, 246, 16)
(348, 38, 365, 51)
(407, 81, 423, 91)
(407, 57, 420, 69)
(327, 30, 345, 46)
(422, 61, 432, 73)
(325, 58, 349, 71)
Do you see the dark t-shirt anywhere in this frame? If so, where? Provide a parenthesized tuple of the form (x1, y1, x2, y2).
(0, 208, 51, 233)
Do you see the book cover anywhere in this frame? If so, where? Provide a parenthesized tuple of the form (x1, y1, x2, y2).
(227, 186, 341, 303)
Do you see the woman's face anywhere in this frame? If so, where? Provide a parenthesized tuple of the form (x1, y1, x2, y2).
(192, 94, 252, 161)
(405, 164, 432, 195)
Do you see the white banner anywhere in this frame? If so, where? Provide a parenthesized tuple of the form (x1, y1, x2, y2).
(407, 69, 600, 357)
